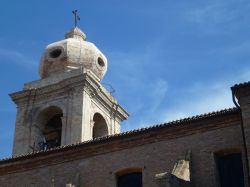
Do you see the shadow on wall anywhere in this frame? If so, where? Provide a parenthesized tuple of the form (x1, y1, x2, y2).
(92, 113, 108, 139)
(35, 106, 63, 150)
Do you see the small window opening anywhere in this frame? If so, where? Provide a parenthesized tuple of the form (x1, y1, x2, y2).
(50, 49, 62, 58)
(92, 113, 108, 139)
(42, 113, 62, 149)
(97, 57, 105, 67)
(216, 152, 245, 187)
(36, 106, 63, 151)
(117, 172, 142, 187)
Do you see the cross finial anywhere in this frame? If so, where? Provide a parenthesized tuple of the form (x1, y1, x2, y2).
(72, 10, 80, 28)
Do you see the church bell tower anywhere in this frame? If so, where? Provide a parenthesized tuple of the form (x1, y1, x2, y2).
(10, 27, 129, 156)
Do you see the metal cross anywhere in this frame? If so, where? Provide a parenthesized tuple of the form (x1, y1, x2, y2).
(72, 10, 80, 27)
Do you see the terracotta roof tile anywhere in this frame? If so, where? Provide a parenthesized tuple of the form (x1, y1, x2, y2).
(0, 107, 239, 163)
(232, 81, 250, 90)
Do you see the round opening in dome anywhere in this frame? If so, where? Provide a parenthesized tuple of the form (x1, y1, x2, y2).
(98, 57, 105, 67)
(49, 49, 62, 58)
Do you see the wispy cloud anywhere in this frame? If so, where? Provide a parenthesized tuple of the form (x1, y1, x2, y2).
(148, 79, 168, 113)
(106, 43, 171, 131)
(184, 0, 250, 35)
(122, 65, 250, 132)
(187, 3, 233, 24)
(160, 68, 250, 123)
(161, 87, 233, 122)
(107, 33, 250, 132)
(0, 48, 37, 68)
(106, 39, 165, 98)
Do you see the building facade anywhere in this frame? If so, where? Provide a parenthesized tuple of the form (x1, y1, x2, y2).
(0, 27, 250, 187)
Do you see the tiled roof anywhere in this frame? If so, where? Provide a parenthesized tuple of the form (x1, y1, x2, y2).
(232, 81, 250, 90)
(0, 107, 239, 163)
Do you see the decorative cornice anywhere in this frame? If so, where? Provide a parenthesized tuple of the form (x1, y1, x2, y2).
(9, 71, 129, 120)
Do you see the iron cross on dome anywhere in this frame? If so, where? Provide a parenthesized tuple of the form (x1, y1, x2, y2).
(72, 10, 80, 27)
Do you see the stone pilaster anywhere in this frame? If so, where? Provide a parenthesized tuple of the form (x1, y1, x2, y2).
(232, 82, 250, 186)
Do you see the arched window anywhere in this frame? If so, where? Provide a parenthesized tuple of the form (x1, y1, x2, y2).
(116, 168, 143, 187)
(36, 106, 63, 150)
(92, 113, 108, 139)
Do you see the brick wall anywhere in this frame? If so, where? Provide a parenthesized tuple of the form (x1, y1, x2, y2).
(0, 111, 245, 187)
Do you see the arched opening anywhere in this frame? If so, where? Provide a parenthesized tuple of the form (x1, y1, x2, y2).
(92, 113, 108, 139)
(36, 106, 63, 150)
(116, 168, 143, 187)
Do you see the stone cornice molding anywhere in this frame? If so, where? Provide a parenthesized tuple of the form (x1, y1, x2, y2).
(9, 71, 129, 121)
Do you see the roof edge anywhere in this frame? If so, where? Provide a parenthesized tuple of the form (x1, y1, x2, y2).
(231, 80, 250, 91)
(0, 107, 239, 163)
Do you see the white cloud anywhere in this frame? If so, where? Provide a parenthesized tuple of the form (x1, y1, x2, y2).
(160, 68, 250, 123)
(107, 43, 171, 131)
(148, 79, 168, 113)
(187, 3, 232, 24)
(121, 78, 168, 131)
(0, 48, 37, 68)
(105, 26, 250, 131)
(184, 0, 250, 35)
(122, 67, 250, 132)
(162, 89, 233, 122)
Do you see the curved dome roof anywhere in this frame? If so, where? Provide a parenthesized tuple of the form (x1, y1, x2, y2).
(39, 27, 108, 81)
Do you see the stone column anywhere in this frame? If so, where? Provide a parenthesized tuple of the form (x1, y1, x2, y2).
(90, 119, 94, 139)
(61, 116, 67, 146)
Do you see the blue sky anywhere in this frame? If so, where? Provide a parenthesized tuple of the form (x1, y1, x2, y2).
(1, 0, 250, 158)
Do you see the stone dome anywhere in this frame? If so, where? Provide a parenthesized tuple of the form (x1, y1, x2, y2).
(39, 27, 108, 81)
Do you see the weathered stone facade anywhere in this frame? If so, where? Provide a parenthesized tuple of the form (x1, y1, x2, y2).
(9, 27, 128, 156)
(10, 69, 128, 156)
(1, 26, 250, 187)
(0, 108, 248, 187)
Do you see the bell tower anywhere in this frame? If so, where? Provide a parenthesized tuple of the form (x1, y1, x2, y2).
(10, 27, 129, 156)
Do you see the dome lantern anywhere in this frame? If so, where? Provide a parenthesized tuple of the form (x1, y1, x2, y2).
(65, 27, 86, 40)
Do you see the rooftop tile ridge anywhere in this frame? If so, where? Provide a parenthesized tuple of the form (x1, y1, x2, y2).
(232, 80, 250, 90)
(0, 107, 238, 163)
